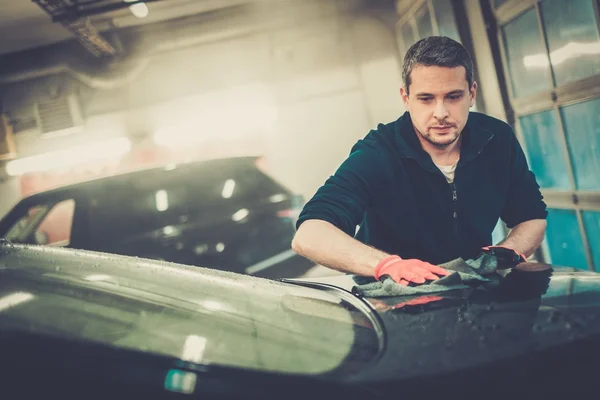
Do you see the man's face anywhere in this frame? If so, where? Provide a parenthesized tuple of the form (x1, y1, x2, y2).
(400, 65, 477, 150)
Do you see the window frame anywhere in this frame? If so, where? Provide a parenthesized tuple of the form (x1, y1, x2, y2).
(492, 0, 600, 270)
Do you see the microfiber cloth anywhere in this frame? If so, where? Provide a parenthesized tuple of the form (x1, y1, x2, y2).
(352, 254, 501, 298)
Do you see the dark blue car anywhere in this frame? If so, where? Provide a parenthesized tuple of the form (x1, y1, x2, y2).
(1, 241, 599, 398)
(0, 156, 314, 279)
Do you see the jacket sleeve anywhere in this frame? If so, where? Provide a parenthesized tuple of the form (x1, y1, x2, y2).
(500, 130, 548, 228)
(296, 139, 390, 237)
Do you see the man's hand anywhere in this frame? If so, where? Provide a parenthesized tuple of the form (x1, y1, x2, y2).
(482, 245, 527, 264)
(374, 255, 451, 285)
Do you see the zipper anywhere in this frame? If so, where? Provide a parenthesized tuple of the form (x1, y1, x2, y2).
(451, 182, 459, 240)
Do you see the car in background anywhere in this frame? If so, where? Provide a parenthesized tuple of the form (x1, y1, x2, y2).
(0, 156, 315, 279)
(1, 241, 599, 398)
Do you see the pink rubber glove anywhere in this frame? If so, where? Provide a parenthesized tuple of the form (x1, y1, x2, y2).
(374, 255, 451, 286)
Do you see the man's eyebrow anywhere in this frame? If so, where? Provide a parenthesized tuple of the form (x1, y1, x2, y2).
(414, 90, 466, 97)
(446, 90, 465, 96)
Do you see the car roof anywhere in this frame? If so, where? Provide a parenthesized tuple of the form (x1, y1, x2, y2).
(15, 155, 262, 204)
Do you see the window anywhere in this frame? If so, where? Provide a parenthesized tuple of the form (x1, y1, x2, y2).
(400, 21, 417, 50)
(540, 0, 600, 86)
(560, 97, 600, 191)
(519, 110, 571, 189)
(415, 3, 434, 39)
(494, 0, 511, 8)
(431, 0, 461, 41)
(501, 8, 552, 98)
(35, 200, 75, 246)
(545, 209, 588, 269)
(4, 205, 47, 243)
(396, 0, 463, 55)
(495, 0, 600, 270)
(2, 200, 75, 246)
(583, 211, 600, 269)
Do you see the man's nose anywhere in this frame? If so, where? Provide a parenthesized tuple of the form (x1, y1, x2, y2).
(433, 100, 449, 120)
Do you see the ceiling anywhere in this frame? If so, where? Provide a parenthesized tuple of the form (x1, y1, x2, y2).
(0, 0, 250, 56)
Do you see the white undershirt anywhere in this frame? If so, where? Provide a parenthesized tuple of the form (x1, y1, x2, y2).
(434, 160, 459, 183)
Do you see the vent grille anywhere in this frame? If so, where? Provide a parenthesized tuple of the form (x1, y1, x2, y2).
(35, 94, 83, 136)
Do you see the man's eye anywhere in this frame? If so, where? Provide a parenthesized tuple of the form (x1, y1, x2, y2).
(419, 97, 433, 102)
(447, 94, 462, 100)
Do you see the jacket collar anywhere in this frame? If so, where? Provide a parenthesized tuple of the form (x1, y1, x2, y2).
(393, 111, 495, 169)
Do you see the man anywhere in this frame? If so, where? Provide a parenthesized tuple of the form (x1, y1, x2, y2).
(291, 36, 547, 286)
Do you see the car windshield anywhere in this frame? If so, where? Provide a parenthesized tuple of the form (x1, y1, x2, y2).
(0, 243, 381, 377)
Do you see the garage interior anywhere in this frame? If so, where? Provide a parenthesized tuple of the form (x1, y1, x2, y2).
(0, 0, 599, 272)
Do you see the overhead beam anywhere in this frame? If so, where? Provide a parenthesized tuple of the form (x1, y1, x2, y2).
(32, 0, 118, 57)
(52, 0, 166, 23)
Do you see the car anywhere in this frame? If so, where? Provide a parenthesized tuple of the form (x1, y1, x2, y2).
(1, 240, 599, 398)
(0, 156, 316, 279)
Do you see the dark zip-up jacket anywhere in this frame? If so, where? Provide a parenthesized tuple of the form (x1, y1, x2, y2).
(296, 111, 547, 265)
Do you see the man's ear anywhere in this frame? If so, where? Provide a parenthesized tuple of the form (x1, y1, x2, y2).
(469, 81, 478, 107)
(400, 86, 409, 108)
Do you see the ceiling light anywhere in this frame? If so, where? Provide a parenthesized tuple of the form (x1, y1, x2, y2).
(124, 0, 149, 19)
(5, 137, 131, 176)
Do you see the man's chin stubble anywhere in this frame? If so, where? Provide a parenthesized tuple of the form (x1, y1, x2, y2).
(425, 135, 459, 149)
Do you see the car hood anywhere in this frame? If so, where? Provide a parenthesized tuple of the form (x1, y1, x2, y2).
(287, 263, 600, 383)
(0, 242, 381, 379)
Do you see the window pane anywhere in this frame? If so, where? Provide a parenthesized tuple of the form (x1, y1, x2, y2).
(495, 0, 511, 8)
(519, 110, 571, 189)
(545, 209, 588, 269)
(502, 9, 552, 98)
(492, 219, 506, 245)
(540, 0, 600, 86)
(431, 0, 461, 42)
(400, 22, 417, 51)
(415, 3, 434, 39)
(36, 199, 75, 246)
(559, 97, 600, 190)
(583, 211, 600, 271)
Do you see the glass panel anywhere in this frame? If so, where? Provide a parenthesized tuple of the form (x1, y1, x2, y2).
(502, 8, 552, 98)
(415, 3, 434, 39)
(582, 211, 600, 271)
(36, 199, 75, 246)
(492, 219, 506, 245)
(559, 97, 600, 190)
(519, 110, 571, 189)
(400, 21, 417, 51)
(431, 0, 461, 42)
(545, 209, 588, 269)
(3, 205, 48, 243)
(494, 0, 511, 8)
(540, 0, 600, 86)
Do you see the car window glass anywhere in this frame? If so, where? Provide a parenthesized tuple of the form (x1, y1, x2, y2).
(86, 161, 288, 248)
(4, 205, 48, 243)
(35, 199, 75, 246)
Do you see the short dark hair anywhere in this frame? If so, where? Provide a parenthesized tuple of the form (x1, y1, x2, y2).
(402, 36, 474, 94)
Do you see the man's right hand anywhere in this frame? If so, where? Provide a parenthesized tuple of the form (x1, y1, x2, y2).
(374, 255, 451, 286)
